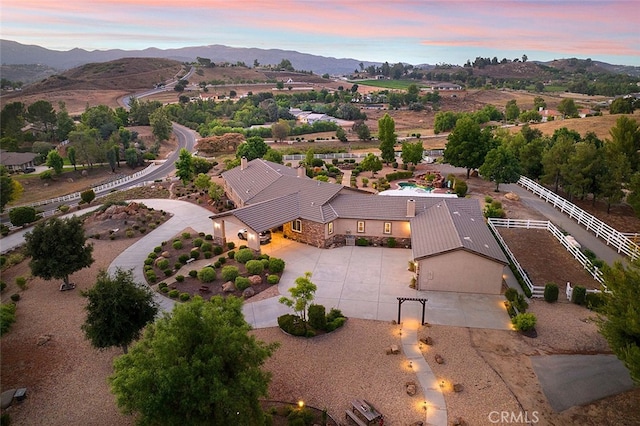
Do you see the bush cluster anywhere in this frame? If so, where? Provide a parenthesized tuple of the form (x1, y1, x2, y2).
(504, 287, 528, 317)
(511, 312, 537, 332)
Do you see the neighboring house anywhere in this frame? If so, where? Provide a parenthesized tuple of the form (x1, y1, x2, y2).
(211, 158, 508, 294)
(426, 82, 462, 91)
(289, 108, 336, 125)
(0, 150, 38, 172)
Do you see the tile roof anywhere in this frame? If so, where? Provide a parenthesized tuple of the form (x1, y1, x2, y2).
(221, 159, 507, 263)
(0, 150, 38, 167)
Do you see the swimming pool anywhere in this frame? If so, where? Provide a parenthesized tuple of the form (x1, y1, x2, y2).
(379, 182, 458, 198)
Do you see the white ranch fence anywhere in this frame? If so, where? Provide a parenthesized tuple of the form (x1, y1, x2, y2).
(518, 176, 639, 260)
(4, 163, 160, 230)
(488, 218, 606, 298)
(565, 282, 606, 301)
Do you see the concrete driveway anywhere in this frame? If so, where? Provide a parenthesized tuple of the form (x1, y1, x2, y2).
(244, 233, 512, 330)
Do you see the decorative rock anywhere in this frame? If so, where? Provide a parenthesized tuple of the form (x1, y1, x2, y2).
(420, 336, 433, 346)
(405, 381, 417, 396)
(154, 256, 165, 266)
(222, 281, 236, 292)
(451, 416, 468, 426)
(505, 192, 520, 201)
(386, 345, 400, 355)
(248, 275, 262, 285)
(435, 354, 445, 364)
(242, 287, 255, 298)
(36, 334, 52, 346)
(453, 383, 464, 393)
(161, 251, 171, 258)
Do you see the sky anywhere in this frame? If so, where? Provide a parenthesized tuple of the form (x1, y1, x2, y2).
(2, 0, 639, 66)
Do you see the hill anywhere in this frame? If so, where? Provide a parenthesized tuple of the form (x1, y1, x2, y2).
(0, 39, 381, 76)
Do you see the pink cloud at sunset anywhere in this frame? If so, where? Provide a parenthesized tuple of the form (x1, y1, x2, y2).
(1, 0, 638, 65)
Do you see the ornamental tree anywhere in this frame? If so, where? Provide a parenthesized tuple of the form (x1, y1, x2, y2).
(110, 296, 278, 425)
(279, 271, 317, 322)
(24, 216, 94, 287)
(82, 268, 158, 354)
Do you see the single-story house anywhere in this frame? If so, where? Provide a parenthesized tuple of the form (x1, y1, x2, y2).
(211, 158, 508, 294)
(0, 150, 38, 172)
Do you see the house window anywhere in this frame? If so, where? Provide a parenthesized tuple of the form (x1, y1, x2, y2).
(292, 219, 302, 233)
(357, 221, 365, 233)
(384, 222, 392, 234)
(328, 222, 334, 235)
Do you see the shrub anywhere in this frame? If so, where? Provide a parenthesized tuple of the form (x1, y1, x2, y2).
(218, 257, 226, 264)
(226, 241, 235, 250)
(126, 230, 135, 238)
(189, 270, 198, 278)
(147, 252, 158, 260)
(58, 204, 71, 213)
(205, 234, 213, 240)
(277, 314, 307, 336)
(572, 285, 586, 305)
(158, 282, 167, 289)
(221, 265, 240, 282)
(156, 259, 169, 270)
(145, 271, 157, 283)
(1, 303, 17, 335)
(198, 267, 216, 282)
(203, 251, 212, 259)
(160, 286, 169, 293)
(182, 232, 191, 239)
(214, 261, 221, 268)
(267, 274, 280, 284)
(174, 262, 182, 270)
(154, 246, 162, 253)
(325, 316, 346, 332)
(179, 292, 191, 302)
(511, 313, 537, 331)
(355, 238, 369, 246)
(0, 281, 6, 292)
(504, 287, 519, 302)
(513, 293, 528, 313)
(10, 293, 20, 302)
(326, 308, 345, 323)
(213, 245, 224, 255)
(308, 304, 327, 331)
(235, 248, 255, 264)
(260, 258, 270, 269)
(544, 282, 559, 303)
(268, 258, 286, 273)
(168, 289, 179, 298)
(172, 240, 183, 250)
(193, 238, 203, 247)
(176, 275, 185, 282)
(245, 260, 264, 275)
(163, 269, 172, 277)
(15, 276, 27, 290)
(178, 254, 190, 264)
(453, 179, 468, 197)
(586, 292, 606, 311)
(190, 249, 200, 260)
(200, 242, 213, 253)
(484, 200, 505, 218)
(9, 206, 37, 227)
(235, 276, 251, 291)
(228, 250, 236, 259)
(386, 237, 397, 248)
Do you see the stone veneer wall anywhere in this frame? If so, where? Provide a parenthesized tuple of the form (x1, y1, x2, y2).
(283, 219, 326, 248)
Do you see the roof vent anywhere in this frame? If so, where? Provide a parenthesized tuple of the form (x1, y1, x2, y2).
(463, 236, 472, 241)
(240, 156, 247, 170)
(406, 199, 416, 218)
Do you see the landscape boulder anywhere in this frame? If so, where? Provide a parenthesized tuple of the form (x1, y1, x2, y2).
(222, 281, 236, 292)
(249, 275, 262, 285)
(242, 287, 255, 298)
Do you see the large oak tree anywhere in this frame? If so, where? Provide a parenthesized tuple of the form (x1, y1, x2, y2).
(110, 296, 278, 425)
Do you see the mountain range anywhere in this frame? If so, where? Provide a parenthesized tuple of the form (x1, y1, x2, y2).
(0, 39, 384, 76)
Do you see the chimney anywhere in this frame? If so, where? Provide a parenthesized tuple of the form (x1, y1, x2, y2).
(241, 157, 247, 170)
(297, 166, 306, 178)
(407, 199, 416, 218)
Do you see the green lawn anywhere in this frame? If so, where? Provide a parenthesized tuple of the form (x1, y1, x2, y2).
(349, 80, 424, 90)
